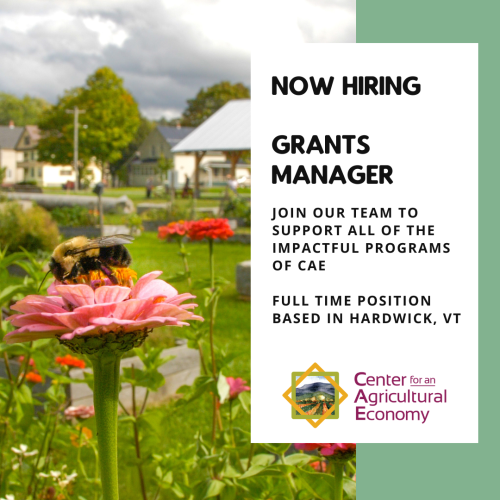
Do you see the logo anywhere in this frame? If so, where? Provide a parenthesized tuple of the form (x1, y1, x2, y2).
(282, 362, 348, 428)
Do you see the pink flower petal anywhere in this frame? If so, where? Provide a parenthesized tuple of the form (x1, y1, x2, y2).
(4, 328, 65, 344)
(111, 299, 150, 320)
(11, 295, 65, 313)
(94, 286, 131, 304)
(165, 293, 197, 306)
(131, 271, 163, 298)
(9, 312, 68, 327)
(141, 280, 178, 300)
(55, 285, 95, 308)
(47, 281, 62, 295)
(10, 301, 67, 315)
(60, 325, 98, 340)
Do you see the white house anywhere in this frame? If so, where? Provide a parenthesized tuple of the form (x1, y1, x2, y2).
(0, 123, 24, 183)
(16, 125, 102, 188)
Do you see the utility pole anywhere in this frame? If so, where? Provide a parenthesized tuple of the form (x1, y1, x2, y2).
(66, 106, 86, 190)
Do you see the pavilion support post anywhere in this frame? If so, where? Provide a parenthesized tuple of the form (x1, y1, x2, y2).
(228, 151, 242, 178)
(194, 151, 205, 199)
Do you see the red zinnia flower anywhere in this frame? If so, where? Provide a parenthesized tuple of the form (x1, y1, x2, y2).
(310, 460, 327, 472)
(56, 354, 86, 369)
(158, 220, 192, 240)
(295, 443, 356, 456)
(187, 218, 234, 241)
(226, 377, 250, 400)
(25, 371, 42, 384)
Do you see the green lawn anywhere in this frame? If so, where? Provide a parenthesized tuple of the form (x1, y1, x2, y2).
(43, 186, 250, 206)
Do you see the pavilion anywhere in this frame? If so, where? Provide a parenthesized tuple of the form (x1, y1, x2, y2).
(172, 99, 250, 196)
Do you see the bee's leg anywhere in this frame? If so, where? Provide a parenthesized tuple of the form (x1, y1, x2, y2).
(100, 264, 119, 285)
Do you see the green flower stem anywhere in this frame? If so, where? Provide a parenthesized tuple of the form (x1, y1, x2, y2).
(131, 365, 148, 500)
(208, 238, 218, 443)
(333, 462, 344, 500)
(178, 240, 192, 289)
(90, 350, 123, 500)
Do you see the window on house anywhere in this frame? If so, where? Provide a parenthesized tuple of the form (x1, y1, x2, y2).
(30, 168, 34, 177)
(24, 136, 30, 145)
(31, 151, 36, 161)
(213, 168, 220, 177)
(151, 145, 156, 157)
(24, 152, 29, 161)
(6, 169, 11, 178)
(60, 169, 72, 176)
(37, 168, 42, 178)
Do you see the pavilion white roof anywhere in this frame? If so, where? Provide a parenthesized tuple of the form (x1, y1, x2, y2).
(172, 99, 250, 153)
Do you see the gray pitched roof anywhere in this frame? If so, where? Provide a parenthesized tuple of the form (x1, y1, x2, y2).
(157, 126, 195, 147)
(0, 126, 24, 149)
(172, 99, 250, 153)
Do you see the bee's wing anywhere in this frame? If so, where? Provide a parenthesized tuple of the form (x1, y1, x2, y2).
(66, 235, 134, 255)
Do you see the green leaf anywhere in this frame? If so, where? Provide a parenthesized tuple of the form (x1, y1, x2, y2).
(284, 454, 312, 466)
(171, 482, 186, 498)
(295, 468, 337, 500)
(238, 391, 251, 413)
(217, 375, 230, 404)
(122, 367, 165, 392)
(175, 376, 215, 408)
(343, 477, 356, 500)
(204, 479, 226, 498)
(250, 454, 276, 467)
(14, 384, 34, 432)
(261, 443, 291, 455)
(238, 465, 266, 479)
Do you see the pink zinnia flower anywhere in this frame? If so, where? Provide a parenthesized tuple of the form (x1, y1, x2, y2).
(226, 377, 250, 400)
(65, 405, 95, 420)
(294, 443, 356, 456)
(5, 271, 203, 344)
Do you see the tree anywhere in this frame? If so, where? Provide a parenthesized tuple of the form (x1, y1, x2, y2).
(181, 81, 250, 127)
(156, 153, 174, 182)
(0, 93, 51, 126)
(0, 166, 7, 186)
(38, 67, 141, 188)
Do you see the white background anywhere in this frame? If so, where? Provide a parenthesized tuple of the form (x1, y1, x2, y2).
(250, 44, 478, 443)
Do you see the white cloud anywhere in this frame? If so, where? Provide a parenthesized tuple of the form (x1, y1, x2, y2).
(0, 0, 355, 116)
(0, 10, 74, 34)
(82, 16, 128, 47)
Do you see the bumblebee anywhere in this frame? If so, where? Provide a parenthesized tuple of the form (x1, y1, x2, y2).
(47, 234, 134, 285)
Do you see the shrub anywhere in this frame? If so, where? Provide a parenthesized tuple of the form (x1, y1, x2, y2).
(50, 205, 97, 227)
(142, 203, 192, 222)
(0, 202, 60, 254)
(124, 213, 143, 236)
(16, 180, 38, 186)
(222, 194, 251, 226)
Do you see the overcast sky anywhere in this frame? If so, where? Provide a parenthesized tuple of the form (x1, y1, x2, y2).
(0, 0, 355, 120)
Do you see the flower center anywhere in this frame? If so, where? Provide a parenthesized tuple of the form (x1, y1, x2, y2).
(72, 268, 138, 287)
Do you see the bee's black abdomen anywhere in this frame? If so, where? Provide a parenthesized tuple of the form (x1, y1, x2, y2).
(100, 245, 132, 268)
